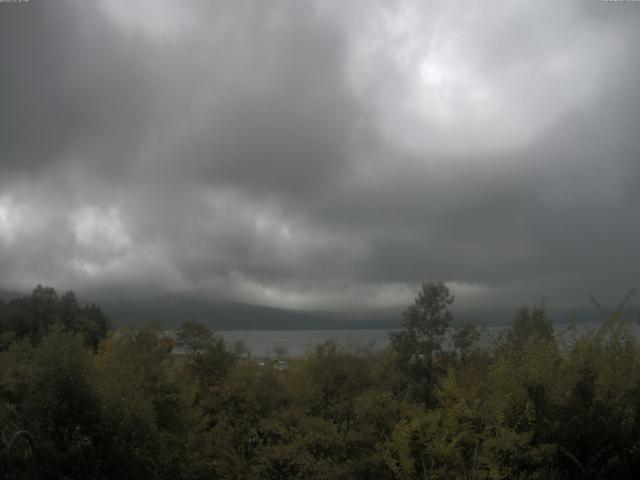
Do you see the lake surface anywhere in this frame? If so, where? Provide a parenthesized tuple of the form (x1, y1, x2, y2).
(219, 323, 640, 358)
(219, 329, 392, 357)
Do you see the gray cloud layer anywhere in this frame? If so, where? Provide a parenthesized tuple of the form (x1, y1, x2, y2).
(1, 0, 639, 312)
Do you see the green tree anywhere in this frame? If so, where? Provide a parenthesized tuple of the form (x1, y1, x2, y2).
(504, 304, 553, 350)
(176, 320, 215, 354)
(93, 325, 191, 479)
(452, 322, 482, 364)
(389, 280, 455, 405)
(176, 320, 236, 391)
(0, 285, 111, 348)
(232, 339, 250, 358)
(17, 327, 102, 480)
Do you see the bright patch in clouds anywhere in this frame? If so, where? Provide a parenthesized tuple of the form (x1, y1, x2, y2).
(347, 0, 615, 158)
(72, 206, 130, 252)
(0, 196, 32, 245)
(99, 0, 196, 39)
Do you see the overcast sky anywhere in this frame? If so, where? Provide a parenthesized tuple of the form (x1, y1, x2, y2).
(1, 0, 639, 313)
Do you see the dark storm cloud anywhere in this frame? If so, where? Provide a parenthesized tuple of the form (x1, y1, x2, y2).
(0, 0, 155, 182)
(1, 0, 640, 311)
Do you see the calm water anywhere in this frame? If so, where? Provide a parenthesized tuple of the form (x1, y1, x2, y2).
(219, 323, 640, 358)
(219, 329, 392, 357)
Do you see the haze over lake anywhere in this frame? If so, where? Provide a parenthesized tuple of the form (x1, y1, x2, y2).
(219, 322, 640, 358)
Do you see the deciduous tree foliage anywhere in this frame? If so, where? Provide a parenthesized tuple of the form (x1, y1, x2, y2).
(1, 284, 640, 479)
(389, 281, 455, 406)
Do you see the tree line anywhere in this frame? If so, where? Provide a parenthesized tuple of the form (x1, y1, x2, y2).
(1, 282, 639, 479)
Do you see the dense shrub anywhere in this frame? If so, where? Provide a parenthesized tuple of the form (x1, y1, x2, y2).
(1, 284, 639, 479)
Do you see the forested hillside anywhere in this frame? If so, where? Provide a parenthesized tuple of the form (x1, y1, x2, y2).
(1, 283, 639, 479)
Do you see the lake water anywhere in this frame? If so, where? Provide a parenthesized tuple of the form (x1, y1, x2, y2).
(219, 329, 393, 357)
(219, 323, 640, 358)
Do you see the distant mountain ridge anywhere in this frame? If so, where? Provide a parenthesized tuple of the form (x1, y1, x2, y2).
(2, 287, 401, 330)
(1, 286, 619, 330)
(96, 295, 610, 331)
(0, 289, 26, 302)
(98, 295, 402, 330)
